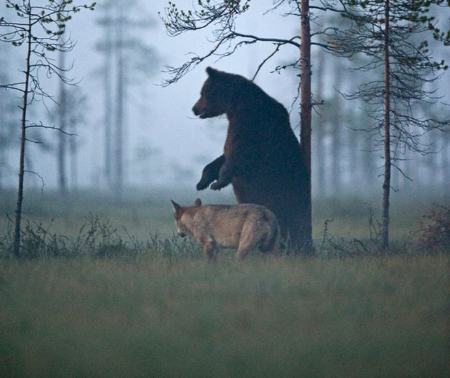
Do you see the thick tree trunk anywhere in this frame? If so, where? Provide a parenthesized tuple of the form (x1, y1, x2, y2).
(382, 0, 391, 250)
(300, 0, 313, 252)
(13, 17, 32, 257)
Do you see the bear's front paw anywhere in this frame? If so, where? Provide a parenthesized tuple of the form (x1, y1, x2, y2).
(196, 179, 209, 191)
(210, 181, 224, 191)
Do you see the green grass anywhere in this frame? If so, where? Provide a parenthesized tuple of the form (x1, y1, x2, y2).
(0, 255, 448, 377)
(1, 188, 446, 242)
(0, 190, 449, 377)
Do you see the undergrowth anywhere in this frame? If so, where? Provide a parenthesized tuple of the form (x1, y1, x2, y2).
(1, 213, 447, 260)
(414, 205, 450, 251)
(0, 214, 202, 260)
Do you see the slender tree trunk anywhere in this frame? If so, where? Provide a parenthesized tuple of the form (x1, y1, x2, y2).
(314, 48, 325, 198)
(69, 120, 78, 190)
(114, 3, 125, 198)
(347, 107, 358, 193)
(13, 16, 32, 257)
(444, 132, 450, 191)
(58, 44, 67, 196)
(0, 85, 5, 189)
(382, 0, 391, 250)
(330, 62, 342, 195)
(104, 5, 113, 188)
(300, 0, 313, 251)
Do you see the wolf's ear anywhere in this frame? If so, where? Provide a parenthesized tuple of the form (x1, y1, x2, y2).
(171, 200, 181, 213)
(206, 66, 219, 78)
(194, 198, 202, 207)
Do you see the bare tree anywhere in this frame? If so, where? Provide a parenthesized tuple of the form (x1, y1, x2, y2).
(0, 0, 95, 257)
(312, 48, 326, 197)
(57, 38, 67, 196)
(96, 1, 114, 187)
(0, 45, 17, 188)
(67, 88, 87, 191)
(49, 86, 87, 192)
(95, 0, 159, 197)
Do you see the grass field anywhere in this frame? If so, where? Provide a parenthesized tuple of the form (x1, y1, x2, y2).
(1, 255, 448, 377)
(0, 190, 449, 377)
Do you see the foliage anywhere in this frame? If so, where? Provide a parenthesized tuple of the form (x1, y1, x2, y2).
(415, 204, 450, 251)
(0, 0, 96, 97)
(0, 214, 203, 259)
(333, 0, 450, 155)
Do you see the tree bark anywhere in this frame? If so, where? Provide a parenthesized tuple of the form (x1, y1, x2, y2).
(382, 0, 391, 250)
(58, 44, 67, 196)
(69, 119, 78, 191)
(13, 14, 32, 257)
(103, 4, 113, 188)
(114, 3, 125, 198)
(314, 48, 325, 198)
(330, 62, 343, 195)
(300, 0, 313, 251)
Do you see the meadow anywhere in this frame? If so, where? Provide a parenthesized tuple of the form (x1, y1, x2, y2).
(0, 189, 448, 377)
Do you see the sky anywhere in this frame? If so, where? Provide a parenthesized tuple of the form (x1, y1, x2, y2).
(13, 0, 302, 190)
(1, 0, 449, 195)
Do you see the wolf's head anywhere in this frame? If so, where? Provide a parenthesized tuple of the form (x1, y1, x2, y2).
(170, 199, 202, 237)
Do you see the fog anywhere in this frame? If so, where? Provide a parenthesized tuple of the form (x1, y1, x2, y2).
(1, 0, 449, 200)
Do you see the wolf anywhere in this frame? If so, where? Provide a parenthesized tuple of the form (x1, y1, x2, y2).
(171, 198, 280, 260)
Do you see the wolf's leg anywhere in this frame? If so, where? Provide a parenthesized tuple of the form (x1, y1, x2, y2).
(203, 240, 217, 262)
(235, 225, 259, 260)
(196, 155, 225, 190)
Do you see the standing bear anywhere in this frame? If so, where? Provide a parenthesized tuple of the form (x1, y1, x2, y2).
(193, 67, 310, 248)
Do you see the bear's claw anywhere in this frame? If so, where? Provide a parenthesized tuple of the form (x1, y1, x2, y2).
(210, 181, 224, 191)
(196, 179, 209, 191)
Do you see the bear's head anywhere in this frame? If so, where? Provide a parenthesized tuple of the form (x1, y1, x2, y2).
(192, 67, 233, 118)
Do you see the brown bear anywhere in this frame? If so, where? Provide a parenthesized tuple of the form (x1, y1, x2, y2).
(193, 67, 310, 248)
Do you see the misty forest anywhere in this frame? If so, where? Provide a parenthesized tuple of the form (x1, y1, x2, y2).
(0, 0, 449, 376)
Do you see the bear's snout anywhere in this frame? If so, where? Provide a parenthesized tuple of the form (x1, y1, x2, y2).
(192, 101, 202, 116)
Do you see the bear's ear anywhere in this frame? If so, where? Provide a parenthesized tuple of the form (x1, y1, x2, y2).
(171, 200, 181, 214)
(206, 66, 219, 78)
(194, 198, 202, 207)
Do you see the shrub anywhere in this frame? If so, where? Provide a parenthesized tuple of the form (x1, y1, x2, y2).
(415, 205, 450, 251)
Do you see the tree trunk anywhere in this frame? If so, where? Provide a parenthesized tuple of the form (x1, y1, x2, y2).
(114, 3, 125, 198)
(330, 61, 342, 195)
(382, 0, 391, 250)
(444, 132, 450, 192)
(58, 45, 67, 197)
(300, 0, 313, 251)
(314, 48, 325, 198)
(362, 105, 375, 194)
(104, 4, 113, 188)
(69, 119, 78, 191)
(13, 16, 32, 257)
